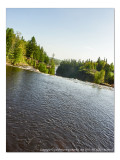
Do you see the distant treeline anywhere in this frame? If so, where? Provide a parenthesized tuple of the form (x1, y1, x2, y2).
(56, 58, 114, 85)
(6, 28, 55, 74)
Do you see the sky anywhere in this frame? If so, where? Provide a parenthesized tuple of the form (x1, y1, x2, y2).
(6, 8, 114, 64)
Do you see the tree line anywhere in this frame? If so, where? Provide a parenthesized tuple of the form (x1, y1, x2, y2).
(6, 28, 114, 85)
(56, 58, 114, 85)
(6, 28, 55, 75)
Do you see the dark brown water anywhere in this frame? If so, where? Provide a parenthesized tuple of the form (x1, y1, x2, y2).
(6, 66, 114, 152)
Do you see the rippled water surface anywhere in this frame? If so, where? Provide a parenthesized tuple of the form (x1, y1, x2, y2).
(6, 66, 114, 152)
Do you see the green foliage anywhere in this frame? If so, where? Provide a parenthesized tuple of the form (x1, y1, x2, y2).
(48, 59, 55, 75)
(26, 36, 37, 59)
(94, 70, 105, 84)
(44, 55, 49, 64)
(110, 63, 114, 72)
(13, 41, 23, 65)
(6, 28, 16, 60)
(106, 72, 114, 84)
(6, 28, 55, 75)
(38, 63, 48, 73)
(56, 58, 114, 85)
(56, 59, 80, 78)
(33, 60, 36, 68)
(97, 57, 106, 71)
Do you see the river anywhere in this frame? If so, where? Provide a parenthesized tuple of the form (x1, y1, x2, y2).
(6, 66, 114, 152)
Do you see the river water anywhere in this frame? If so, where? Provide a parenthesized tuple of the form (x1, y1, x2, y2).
(6, 66, 114, 152)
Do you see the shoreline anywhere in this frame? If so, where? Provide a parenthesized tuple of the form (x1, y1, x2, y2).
(6, 63, 40, 73)
(6, 63, 114, 88)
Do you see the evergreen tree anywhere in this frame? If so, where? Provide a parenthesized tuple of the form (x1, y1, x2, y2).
(6, 28, 55, 75)
(26, 36, 37, 59)
(6, 28, 16, 60)
(13, 40, 23, 65)
(49, 59, 55, 75)
(56, 58, 114, 85)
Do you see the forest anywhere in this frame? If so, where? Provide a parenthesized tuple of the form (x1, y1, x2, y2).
(6, 28, 114, 86)
(6, 28, 55, 75)
(56, 58, 114, 85)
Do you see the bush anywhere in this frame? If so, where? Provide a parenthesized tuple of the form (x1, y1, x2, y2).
(38, 63, 48, 73)
(94, 70, 105, 84)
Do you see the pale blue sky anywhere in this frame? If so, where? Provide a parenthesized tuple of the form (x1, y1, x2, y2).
(6, 8, 114, 63)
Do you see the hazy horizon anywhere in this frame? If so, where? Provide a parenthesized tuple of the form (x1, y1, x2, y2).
(6, 8, 114, 64)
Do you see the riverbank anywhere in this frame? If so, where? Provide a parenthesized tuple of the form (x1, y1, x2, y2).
(6, 64, 114, 152)
(6, 63, 114, 88)
(100, 83, 114, 88)
(6, 63, 40, 73)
